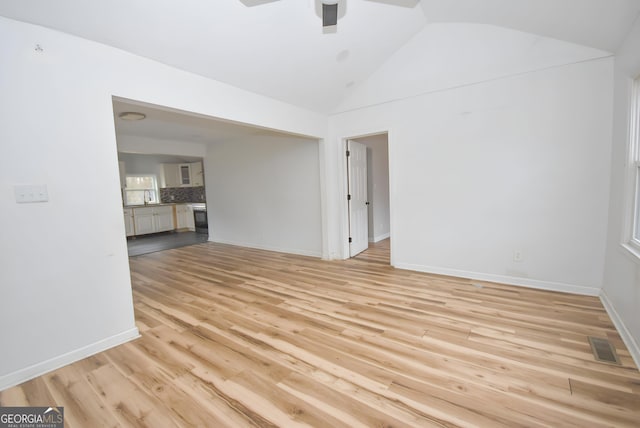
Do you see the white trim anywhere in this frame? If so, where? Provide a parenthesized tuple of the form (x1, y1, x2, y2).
(318, 138, 331, 260)
(341, 138, 351, 259)
(124, 173, 160, 205)
(209, 238, 322, 258)
(0, 327, 140, 391)
(600, 291, 640, 370)
(393, 262, 601, 296)
(338, 128, 393, 261)
(620, 242, 640, 263)
(369, 232, 390, 243)
(387, 129, 396, 267)
(621, 76, 640, 251)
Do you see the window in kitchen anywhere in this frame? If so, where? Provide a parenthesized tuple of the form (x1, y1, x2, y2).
(125, 175, 159, 206)
(625, 75, 640, 256)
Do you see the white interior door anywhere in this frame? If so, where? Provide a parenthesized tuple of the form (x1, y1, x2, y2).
(348, 140, 369, 257)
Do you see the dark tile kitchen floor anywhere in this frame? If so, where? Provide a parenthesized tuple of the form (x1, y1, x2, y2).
(127, 231, 209, 257)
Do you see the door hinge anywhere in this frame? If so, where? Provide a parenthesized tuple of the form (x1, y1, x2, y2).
(349, 237, 352, 243)
(347, 194, 351, 201)
(346, 150, 350, 157)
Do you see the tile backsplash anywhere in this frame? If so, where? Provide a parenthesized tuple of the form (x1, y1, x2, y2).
(160, 186, 206, 203)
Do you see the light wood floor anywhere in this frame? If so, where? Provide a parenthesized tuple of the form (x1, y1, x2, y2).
(2, 240, 639, 427)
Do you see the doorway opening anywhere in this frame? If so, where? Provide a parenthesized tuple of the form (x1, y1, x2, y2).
(113, 96, 324, 260)
(345, 133, 390, 262)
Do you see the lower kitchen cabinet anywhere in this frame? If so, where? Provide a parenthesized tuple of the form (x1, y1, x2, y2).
(175, 204, 195, 231)
(132, 206, 174, 235)
(123, 208, 134, 237)
(154, 206, 175, 232)
(132, 208, 154, 235)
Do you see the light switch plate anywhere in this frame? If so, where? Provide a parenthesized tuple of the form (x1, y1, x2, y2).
(14, 184, 49, 203)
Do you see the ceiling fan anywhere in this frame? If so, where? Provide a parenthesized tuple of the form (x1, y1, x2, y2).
(240, 0, 420, 28)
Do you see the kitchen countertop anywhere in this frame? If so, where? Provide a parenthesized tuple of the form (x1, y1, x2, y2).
(124, 202, 206, 209)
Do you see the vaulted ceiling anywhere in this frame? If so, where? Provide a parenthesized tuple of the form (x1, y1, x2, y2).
(1, 0, 639, 114)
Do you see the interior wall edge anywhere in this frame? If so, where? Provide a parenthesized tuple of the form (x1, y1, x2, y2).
(0, 327, 140, 392)
(600, 290, 640, 370)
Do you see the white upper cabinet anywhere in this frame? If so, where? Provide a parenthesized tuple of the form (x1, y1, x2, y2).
(161, 163, 181, 188)
(161, 161, 203, 188)
(190, 161, 204, 187)
(179, 164, 191, 186)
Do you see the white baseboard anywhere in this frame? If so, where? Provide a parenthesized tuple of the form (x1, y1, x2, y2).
(393, 262, 601, 296)
(369, 233, 390, 243)
(0, 327, 140, 391)
(209, 238, 322, 258)
(600, 291, 640, 370)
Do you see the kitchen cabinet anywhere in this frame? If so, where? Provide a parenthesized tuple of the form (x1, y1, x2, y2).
(123, 208, 134, 237)
(175, 204, 195, 231)
(132, 208, 154, 235)
(161, 161, 203, 188)
(179, 164, 191, 185)
(190, 162, 204, 186)
(162, 163, 181, 188)
(132, 206, 174, 235)
(155, 206, 175, 232)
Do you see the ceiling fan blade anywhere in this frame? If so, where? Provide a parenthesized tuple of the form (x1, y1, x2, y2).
(239, 0, 280, 6)
(365, 0, 420, 7)
(323, 2, 338, 27)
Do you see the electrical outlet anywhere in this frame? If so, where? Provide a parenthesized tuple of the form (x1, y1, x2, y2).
(513, 250, 524, 262)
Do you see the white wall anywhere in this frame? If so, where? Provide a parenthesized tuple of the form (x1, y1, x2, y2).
(0, 16, 326, 390)
(602, 17, 640, 367)
(327, 24, 614, 296)
(205, 134, 322, 257)
(353, 134, 390, 242)
(391, 60, 612, 293)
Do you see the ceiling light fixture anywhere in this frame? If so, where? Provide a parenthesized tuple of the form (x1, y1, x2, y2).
(118, 112, 146, 121)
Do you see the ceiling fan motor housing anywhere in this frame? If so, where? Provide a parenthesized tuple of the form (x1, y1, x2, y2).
(322, 1, 339, 27)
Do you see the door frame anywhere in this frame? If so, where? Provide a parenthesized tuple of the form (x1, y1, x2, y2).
(339, 129, 394, 264)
